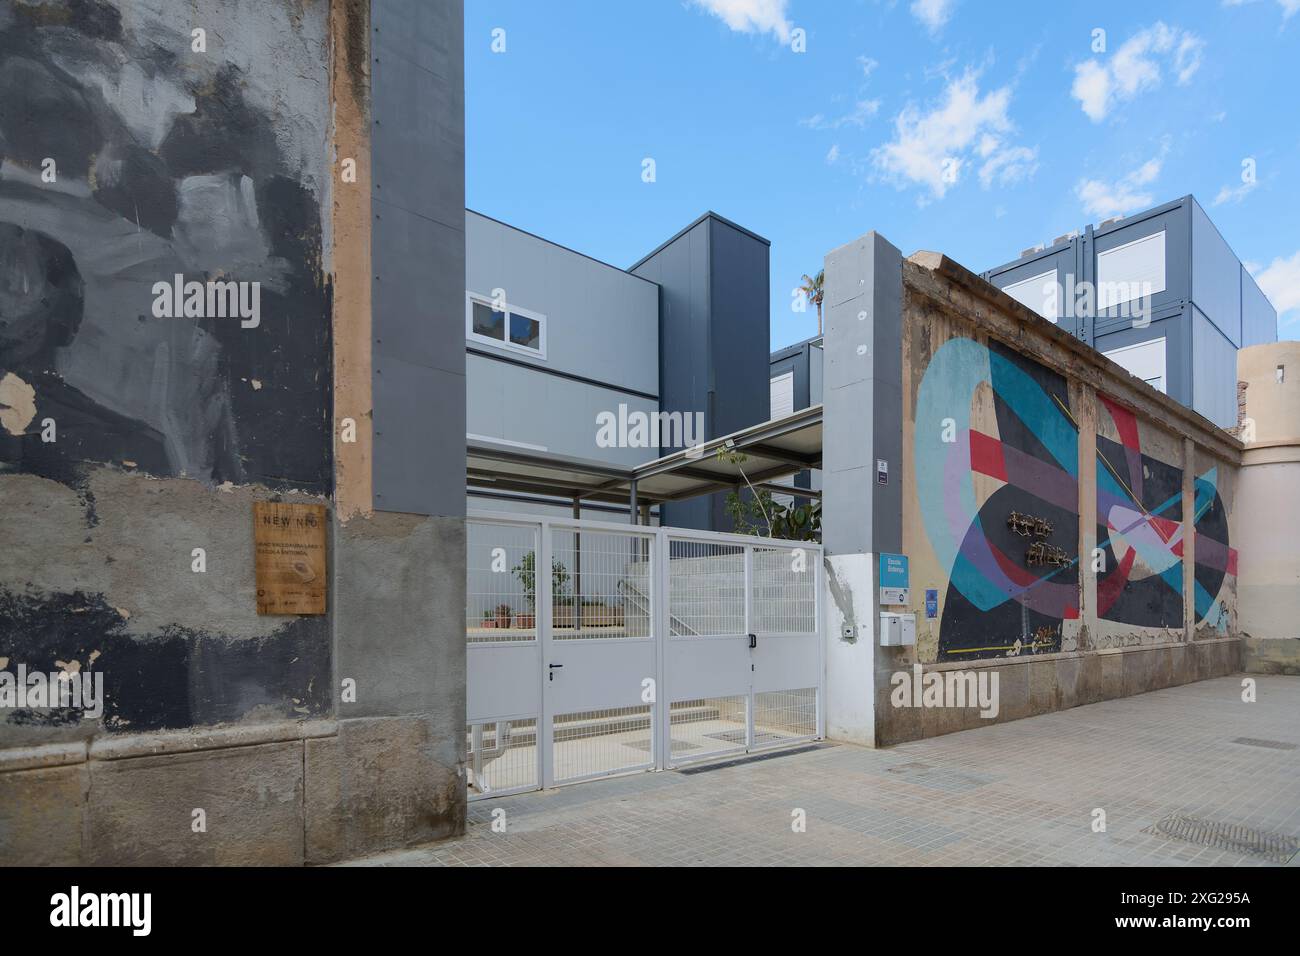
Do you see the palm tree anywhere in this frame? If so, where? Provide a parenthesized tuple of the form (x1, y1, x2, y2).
(800, 269, 824, 336)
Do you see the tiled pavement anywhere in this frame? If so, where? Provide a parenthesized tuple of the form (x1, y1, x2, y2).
(347, 675, 1300, 866)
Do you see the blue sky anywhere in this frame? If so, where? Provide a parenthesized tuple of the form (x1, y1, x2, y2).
(465, 0, 1300, 349)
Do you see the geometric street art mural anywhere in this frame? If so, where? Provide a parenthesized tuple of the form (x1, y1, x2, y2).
(915, 337, 1080, 661)
(914, 334, 1237, 663)
(1095, 394, 1235, 634)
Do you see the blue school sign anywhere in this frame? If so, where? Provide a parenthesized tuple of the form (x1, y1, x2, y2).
(879, 553, 909, 605)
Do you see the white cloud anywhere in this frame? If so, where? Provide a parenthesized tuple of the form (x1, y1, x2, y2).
(979, 144, 1039, 188)
(911, 0, 956, 33)
(870, 69, 1034, 200)
(800, 98, 881, 130)
(1075, 153, 1164, 220)
(1071, 22, 1204, 122)
(1213, 179, 1257, 206)
(826, 144, 841, 164)
(1254, 251, 1300, 330)
(1223, 0, 1300, 21)
(690, 0, 793, 43)
(857, 55, 878, 77)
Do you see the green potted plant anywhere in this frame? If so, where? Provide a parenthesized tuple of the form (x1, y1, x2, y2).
(511, 553, 572, 617)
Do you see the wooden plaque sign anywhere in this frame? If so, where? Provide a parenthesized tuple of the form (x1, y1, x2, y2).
(254, 502, 328, 615)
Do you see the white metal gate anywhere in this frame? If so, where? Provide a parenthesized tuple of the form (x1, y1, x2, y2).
(466, 512, 823, 798)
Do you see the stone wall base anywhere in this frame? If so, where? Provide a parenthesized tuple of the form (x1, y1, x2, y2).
(0, 716, 463, 866)
(1242, 637, 1300, 676)
(872, 638, 1243, 747)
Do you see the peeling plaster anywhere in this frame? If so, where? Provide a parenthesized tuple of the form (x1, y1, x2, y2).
(0, 371, 36, 434)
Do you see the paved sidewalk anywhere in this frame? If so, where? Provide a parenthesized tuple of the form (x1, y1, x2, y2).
(348, 676, 1300, 867)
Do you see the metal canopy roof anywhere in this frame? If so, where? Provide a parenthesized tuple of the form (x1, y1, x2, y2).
(467, 404, 822, 506)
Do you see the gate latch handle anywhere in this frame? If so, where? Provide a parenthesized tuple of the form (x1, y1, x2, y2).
(748, 633, 757, 649)
(548, 663, 563, 682)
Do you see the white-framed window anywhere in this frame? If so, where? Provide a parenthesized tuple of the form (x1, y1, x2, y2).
(1001, 268, 1060, 323)
(465, 291, 546, 359)
(770, 371, 794, 420)
(1096, 230, 1166, 310)
(1103, 337, 1166, 393)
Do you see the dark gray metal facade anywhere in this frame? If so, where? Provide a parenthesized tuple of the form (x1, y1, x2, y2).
(371, 0, 467, 516)
(769, 335, 823, 500)
(630, 212, 772, 530)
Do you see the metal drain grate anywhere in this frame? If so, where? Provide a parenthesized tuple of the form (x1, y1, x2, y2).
(706, 730, 787, 745)
(678, 743, 829, 775)
(1231, 737, 1297, 751)
(1146, 814, 1300, 864)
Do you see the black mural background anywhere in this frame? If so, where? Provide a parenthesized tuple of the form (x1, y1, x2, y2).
(938, 342, 1078, 661)
(0, 0, 332, 494)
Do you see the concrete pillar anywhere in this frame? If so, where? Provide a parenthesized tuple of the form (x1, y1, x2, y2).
(820, 232, 903, 747)
(1182, 436, 1196, 642)
(1076, 384, 1098, 651)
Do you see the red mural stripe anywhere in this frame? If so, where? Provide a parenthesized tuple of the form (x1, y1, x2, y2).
(1149, 514, 1180, 544)
(988, 538, 1043, 588)
(1099, 393, 1141, 451)
(1097, 547, 1136, 615)
(968, 430, 1008, 481)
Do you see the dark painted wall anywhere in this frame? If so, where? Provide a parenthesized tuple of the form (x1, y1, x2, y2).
(0, 0, 332, 493)
(0, 0, 335, 743)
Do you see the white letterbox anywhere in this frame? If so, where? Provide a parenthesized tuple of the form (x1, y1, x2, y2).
(879, 612, 916, 647)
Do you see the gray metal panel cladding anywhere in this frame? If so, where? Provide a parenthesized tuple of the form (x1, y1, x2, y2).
(633, 218, 711, 530)
(1191, 198, 1243, 347)
(465, 211, 660, 396)
(770, 348, 811, 412)
(1241, 265, 1278, 346)
(1190, 306, 1240, 430)
(371, 0, 466, 516)
(708, 216, 771, 436)
(821, 233, 902, 557)
(707, 216, 772, 531)
(1095, 309, 1192, 409)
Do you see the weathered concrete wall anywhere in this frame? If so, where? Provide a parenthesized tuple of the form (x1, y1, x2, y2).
(887, 252, 1241, 742)
(0, 0, 467, 865)
(0, 0, 334, 748)
(1236, 342, 1300, 674)
(821, 238, 1244, 748)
